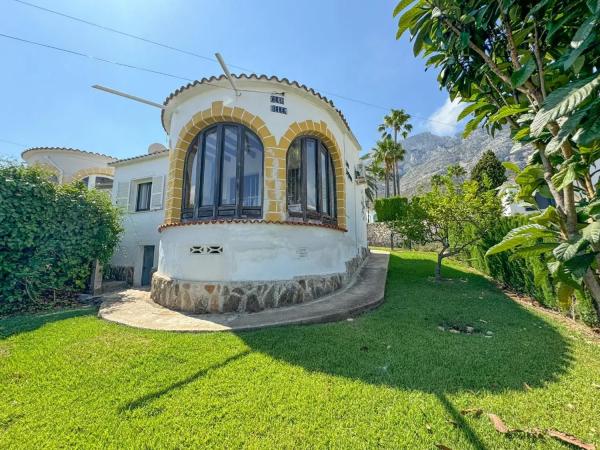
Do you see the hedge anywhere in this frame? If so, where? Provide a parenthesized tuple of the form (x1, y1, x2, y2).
(0, 163, 122, 315)
(374, 196, 408, 222)
(460, 215, 598, 326)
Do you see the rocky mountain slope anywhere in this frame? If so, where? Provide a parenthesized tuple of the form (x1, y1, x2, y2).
(372, 128, 531, 196)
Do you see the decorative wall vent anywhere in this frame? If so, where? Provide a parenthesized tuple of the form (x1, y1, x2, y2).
(190, 245, 223, 254)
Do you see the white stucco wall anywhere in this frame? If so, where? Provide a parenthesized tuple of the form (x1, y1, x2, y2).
(21, 149, 114, 183)
(159, 78, 368, 282)
(109, 153, 168, 285)
(158, 223, 359, 282)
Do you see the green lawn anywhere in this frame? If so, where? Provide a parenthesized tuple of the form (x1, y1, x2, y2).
(1, 252, 599, 449)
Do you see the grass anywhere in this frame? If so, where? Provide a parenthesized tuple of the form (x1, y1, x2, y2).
(1, 251, 600, 449)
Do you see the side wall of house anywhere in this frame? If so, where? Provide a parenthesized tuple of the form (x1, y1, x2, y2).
(109, 155, 168, 286)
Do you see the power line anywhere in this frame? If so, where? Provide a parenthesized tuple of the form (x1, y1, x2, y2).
(0, 33, 290, 96)
(0, 138, 28, 147)
(0, 32, 195, 82)
(10, 0, 252, 72)
(3, 2, 461, 128)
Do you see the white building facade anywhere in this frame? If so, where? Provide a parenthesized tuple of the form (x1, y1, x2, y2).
(152, 75, 369, 313)
(109, 146, 168, 287)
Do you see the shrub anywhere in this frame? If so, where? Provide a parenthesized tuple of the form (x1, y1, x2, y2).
(374, 196, 408, 222)
(460, 215, 598, 326)
(0, 162, 122, 315)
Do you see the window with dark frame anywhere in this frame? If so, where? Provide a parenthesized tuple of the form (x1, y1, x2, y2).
(286, 136, 337, 225)
(182, 123, 264, 221)
(136, 181, 152, 211)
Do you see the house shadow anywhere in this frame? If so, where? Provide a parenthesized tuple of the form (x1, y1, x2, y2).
(0, 307, 96, 339)
(236, 253, 572, 449)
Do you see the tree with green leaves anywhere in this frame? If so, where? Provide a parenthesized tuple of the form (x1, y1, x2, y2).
(392, 166, 501, 280)
(394, 0, 600, 319)
(471, 150, 508, 190)
(378, 109, 413, 195)
(0, 162, 122, 314)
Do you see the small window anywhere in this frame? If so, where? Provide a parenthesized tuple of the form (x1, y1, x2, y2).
(94, 176, 113, 191)
(136, 181, 152, 211)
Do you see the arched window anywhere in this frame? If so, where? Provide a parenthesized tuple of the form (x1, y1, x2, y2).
(182, 123, 263, 221)
(287, 137, 337, 224)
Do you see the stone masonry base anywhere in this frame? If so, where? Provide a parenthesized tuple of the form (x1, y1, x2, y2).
(150, 248, 369, 314)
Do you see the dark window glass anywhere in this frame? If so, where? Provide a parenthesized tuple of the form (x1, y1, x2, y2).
(328, 155, 336, 218)
(201, 129, 217, 207)
(320, 147, 329, 215)
(181, 123, 263, 221)
(286, 137, 337, 224)
(287, 139, 302, 213)
(306, 139, 317, 211)
(95, 176, 113, 191)
(81, 177, 89, 187)
(242, 130, 263, 207)
(220, 126, 238, 206)
(184, 143, 198, 209)
(136, 182, 152, 211)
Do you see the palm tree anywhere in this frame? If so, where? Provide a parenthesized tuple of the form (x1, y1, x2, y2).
(372, 138, 402, 198)
(364, 159, 384, 203)
(378, 109, 413, 195)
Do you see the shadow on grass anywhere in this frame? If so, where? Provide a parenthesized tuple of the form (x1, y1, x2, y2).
(119, 350, 251, 412)
(238, 252, 573, 449)
(0, 307, 96, 339)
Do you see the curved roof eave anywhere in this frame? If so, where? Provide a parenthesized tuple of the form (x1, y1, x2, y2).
(160, 73, 360, 149)
(21, 147, 116, 161)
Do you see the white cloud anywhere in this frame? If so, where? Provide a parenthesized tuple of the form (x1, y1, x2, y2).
(427, 97, 465, 136)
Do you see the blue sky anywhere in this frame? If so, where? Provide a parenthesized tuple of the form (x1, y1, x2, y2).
(0, 0, 463, 161)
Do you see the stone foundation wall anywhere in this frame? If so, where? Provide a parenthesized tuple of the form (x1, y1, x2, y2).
(151, 248, 369, 314)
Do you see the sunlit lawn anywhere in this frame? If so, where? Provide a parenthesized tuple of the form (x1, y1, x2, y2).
(1, 251, 599, 449)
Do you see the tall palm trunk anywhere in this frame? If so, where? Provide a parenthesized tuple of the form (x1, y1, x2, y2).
(385, 169, 390, 197)
(393, 129, 400, 196)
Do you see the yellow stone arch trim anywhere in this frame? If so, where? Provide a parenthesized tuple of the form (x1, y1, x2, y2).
(164, 101, 277, 224)
(276, 120, 347, 229)
(69, 167, 114, 183)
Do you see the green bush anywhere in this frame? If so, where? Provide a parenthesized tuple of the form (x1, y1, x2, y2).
(460, 215, 598, 326)
(374, 196, 408, 222)
(0, 162, 122, 315)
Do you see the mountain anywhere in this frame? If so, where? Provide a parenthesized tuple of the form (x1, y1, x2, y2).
(372, 128, 532, 197)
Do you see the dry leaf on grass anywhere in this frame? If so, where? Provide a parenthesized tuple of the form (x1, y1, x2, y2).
(446, 419, 459, 427)
(487, 413, 509, 433)
(434, 444, 453, 450)
(425, 424, 433, 434)
(547, 430, 596, 450)
(523, 382, 532, 391)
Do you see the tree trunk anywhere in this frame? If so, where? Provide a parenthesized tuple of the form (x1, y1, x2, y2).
(385, 170, 390, 197)
(583, 269, 600, 321)
(392, 163, 398, 196)
(435, 253, 444, 282)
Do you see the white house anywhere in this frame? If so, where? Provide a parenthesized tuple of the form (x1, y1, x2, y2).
(21, 147, 115, 189)
(23, 74, 369, 314)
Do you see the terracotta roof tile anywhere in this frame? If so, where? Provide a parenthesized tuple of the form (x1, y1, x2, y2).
(22, 147, 115, 160)
(109, 148, 170, 166)
(158, 218, 347, 233)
